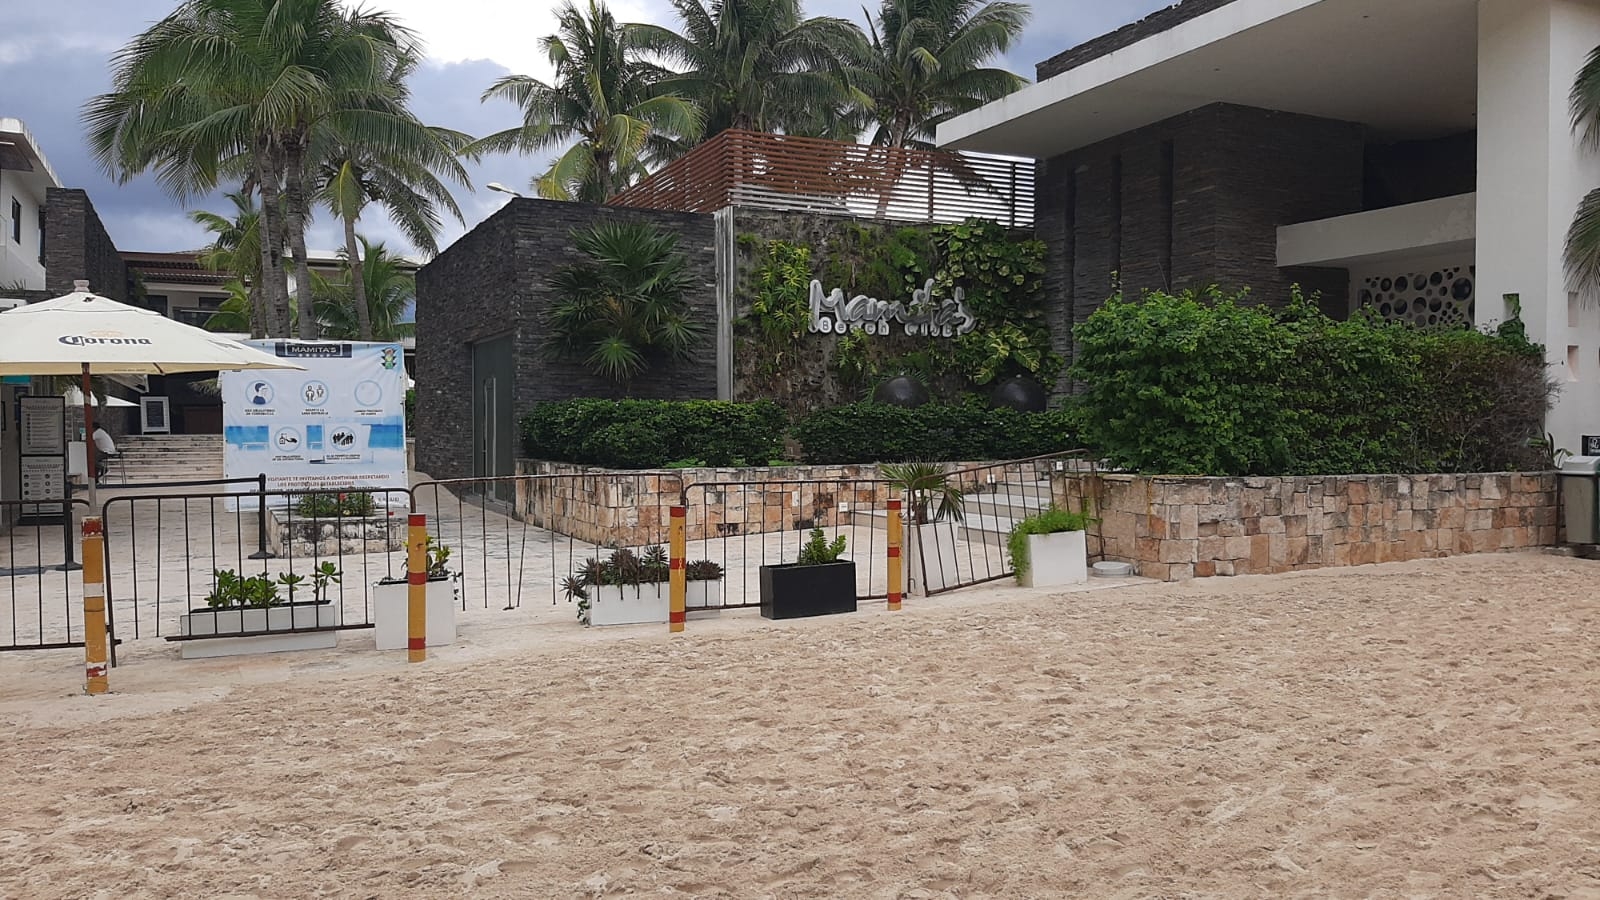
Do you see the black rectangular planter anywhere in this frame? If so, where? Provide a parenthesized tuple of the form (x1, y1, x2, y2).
(759, 561, 857, 620)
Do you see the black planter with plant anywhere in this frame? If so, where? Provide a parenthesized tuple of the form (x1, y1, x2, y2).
(759, 528, 857, 620)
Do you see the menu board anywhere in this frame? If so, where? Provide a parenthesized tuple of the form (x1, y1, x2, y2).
(20, 397, 64, 455)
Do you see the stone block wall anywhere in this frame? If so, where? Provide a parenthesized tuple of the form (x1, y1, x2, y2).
(43, 188, 129, 301)
(1035, 103, 1364, 398)
(414, 199, 719, 480)
(1058, 473, 1560, 582)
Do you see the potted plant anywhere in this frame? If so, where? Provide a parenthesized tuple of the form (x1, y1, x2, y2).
(685, 560, 725, 611)
(881, 461, 965, 595)
(373, 535, 459, 650)
(1008, 508, 1095, 588)
(759, 528, 857, 620)
(177, 564, 342, 659)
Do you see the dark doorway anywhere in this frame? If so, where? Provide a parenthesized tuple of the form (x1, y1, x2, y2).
(470, 334, 515, 503)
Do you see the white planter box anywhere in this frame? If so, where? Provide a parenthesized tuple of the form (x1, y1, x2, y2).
(587, 583, 670, 627)
(1018, 530, 1088, 588)
(372, 578, 459, 651)
(178, 602, 340, 659)
(906, 521, 962, 596)
(685, 581, 722, 609)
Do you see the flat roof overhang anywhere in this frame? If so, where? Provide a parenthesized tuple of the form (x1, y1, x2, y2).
(939, 0, 1479, 158)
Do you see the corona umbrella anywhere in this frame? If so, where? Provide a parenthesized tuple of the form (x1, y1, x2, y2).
(0, 280, 303, 505)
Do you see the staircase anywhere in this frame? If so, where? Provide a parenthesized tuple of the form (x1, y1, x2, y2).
(108, 434, 225, 484)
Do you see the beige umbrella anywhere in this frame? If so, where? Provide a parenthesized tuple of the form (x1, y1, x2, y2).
(0, 280, 303, 505)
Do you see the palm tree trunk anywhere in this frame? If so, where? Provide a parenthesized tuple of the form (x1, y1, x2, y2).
(254, 144, 291, 337)
(344, 215, 373, 342)
(284, 138, 319, 340)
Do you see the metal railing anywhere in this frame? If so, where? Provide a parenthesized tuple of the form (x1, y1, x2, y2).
(0, 498, 96, 653)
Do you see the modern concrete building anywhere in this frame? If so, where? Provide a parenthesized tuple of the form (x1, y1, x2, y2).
(939, 0, 1600, 449)
(0, 118, 61, 293)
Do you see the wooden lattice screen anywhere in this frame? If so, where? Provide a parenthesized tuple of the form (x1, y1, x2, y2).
(608, 130, 1034, 227)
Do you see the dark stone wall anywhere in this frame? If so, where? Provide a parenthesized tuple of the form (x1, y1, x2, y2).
(1036, 0, 1243, 81)
(1035, 103, 1366, 393)
(414, 198, 717, 480)
(43, 188, 129, 302)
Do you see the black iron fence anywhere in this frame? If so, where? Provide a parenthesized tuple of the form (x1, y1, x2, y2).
(0, 498, 94, 652)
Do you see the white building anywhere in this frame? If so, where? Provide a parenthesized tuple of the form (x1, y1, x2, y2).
(0, 118, 60, 292)
(940, 0, 1600, 451)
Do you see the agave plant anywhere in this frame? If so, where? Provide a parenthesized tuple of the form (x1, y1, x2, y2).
(881, 461, 965, 526)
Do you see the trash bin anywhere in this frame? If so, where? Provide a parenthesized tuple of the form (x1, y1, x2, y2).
(1559, 456, 1600, 544)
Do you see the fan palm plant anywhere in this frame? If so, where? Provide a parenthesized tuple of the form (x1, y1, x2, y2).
(465, 0, 701, 202)
(546, 221, 703, 389)
(881, 460, 966, 525)
(631, 0, 867, 145)
(852, 0, 1028, 149)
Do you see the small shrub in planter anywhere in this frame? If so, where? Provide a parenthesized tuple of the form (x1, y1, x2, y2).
(1008, 508, 1095, 588)
(562, 546, 721, 625)
(759, 528, 857, 620)
(181, 565, 343, 646)
(374, 536, 459, 650)
(295, 491, 376, 518)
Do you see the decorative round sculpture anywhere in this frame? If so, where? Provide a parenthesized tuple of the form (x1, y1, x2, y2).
(990, 376, 1047, 413)
(872, 375, 930, 408)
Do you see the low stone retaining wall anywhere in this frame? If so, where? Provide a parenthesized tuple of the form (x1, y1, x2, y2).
(1059, 473, 1560, 582)
(269, 510, 408, 557)
(514, 460, 898, 547)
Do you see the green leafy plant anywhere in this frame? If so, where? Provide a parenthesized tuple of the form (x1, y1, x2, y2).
(521, 399, 786, 469)
(880, 461, 965, 525)
(311, 561, 342, 602)
(685, 560, 724, 581)
(296, 491, 376, 518)
(546, 221, 704, 388)
(204, 569, 283, 609)
(425, 536, 453, 580)
(796, 528, 848, 566)
(792, 401, 1076, 464)
(1008, 508, 1096, 580)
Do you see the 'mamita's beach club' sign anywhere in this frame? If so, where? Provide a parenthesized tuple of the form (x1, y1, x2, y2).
(808, 279, 978, 338)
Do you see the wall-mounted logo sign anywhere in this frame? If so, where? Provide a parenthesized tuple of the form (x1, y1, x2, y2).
(808, 279, 977, 338)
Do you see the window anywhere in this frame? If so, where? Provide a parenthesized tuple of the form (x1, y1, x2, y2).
(173, 307, 213, 327)
(9, 199, 18, 244)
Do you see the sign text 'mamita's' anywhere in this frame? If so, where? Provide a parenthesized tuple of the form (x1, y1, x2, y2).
(807, 279, 978, 338)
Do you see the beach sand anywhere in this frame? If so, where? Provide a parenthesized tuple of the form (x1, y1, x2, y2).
(2, 551, 1598, 898)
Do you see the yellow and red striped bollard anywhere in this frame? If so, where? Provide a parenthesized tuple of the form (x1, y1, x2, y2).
(82, 516, 109, 694)
(407, 513, 427, 662)
(886, 499, 903, 611)
(669, 506, 687, 633)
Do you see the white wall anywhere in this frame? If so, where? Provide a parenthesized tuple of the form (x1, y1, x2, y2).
(1476, 0, 1600, 454)
(0, 170, 46, 291)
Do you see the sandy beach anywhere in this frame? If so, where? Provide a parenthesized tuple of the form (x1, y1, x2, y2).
(2, 551, 1598, 898)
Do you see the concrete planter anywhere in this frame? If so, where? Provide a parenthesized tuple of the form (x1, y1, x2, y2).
(906, 521, 962, 596)
(587, 583, 671, 627)
(178, 601, 340, 659)
(1018, 530, 1088, 588)
(270, 511, 407, 557)
(372, 577, 459, 651)
(685, 581, 722, 609)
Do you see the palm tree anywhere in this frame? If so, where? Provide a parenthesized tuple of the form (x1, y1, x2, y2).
(546, 220, 704, 389)
(191, 190, 271, 335)
(203, 280, 256, 333)
(85, 0, 419, 338)
(632, 0, 866, 142)
(464, 0, 701, 202)
(852, 0, 1028, 149)
(316, 53, 471, 340)
(313, 238, 418, 341)
(1568, 45, 1600, 295)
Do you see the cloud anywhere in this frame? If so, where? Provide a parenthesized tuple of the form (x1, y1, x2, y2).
(1, 0, 1173, 258)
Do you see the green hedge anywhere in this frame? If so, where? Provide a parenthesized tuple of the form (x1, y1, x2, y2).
(521, 399, 787, 469)
(790, 402, 1077, 464)
(1071, 288, 1554, 476)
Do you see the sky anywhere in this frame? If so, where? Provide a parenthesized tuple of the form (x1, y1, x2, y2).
(0, 0, 1171, 258)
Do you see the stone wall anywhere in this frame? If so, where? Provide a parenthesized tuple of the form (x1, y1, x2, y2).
(43, 188, 129, 301)
(414, 199, 719, 480)
(1058, 472, 1560, 582)
(514, 459, 898, 547)
(1036, 0, 1242, 81)
(1035, 102, 1364, 397)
